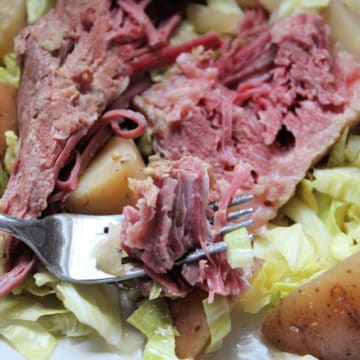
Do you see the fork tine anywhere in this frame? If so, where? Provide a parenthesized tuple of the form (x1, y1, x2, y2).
(208, 194, 254, 211)
(219, 219, 254, 236)
(227, 207, 253, 221)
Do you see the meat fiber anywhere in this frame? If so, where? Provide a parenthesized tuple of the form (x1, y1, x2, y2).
(0, 0, 221, 298)
(120, 157, 249, 299)
(134, 12, 360, 234)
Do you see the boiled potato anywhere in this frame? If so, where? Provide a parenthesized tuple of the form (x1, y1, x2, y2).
(170, 288, 210, 359)
(324, 0, 360, 63)
(0, 83, 17, 160)
(186, 4, 242, 35)
(0, 0, 26, 61)
(65, 137, 145, 215)
(262, 251, 360, 360)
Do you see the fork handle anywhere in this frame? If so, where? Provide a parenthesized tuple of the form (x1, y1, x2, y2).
(0, 214, 34, 244)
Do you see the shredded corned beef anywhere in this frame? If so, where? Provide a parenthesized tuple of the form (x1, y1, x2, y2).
(134, 12, 360, 236)
(0, 0, 221, 299)
(122, 157, 215, 273)
(120, 156, 250, 299)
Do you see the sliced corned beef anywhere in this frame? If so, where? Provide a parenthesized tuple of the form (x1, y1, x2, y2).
(134, 12, 360, 234)
(0, 0, 222, 298)
(120, 156, 249, 299)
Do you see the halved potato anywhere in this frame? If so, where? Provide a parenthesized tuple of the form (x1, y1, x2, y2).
(0, 0, 26, 61)
(262, 251, 360, 360)
(65, 137, 145, 215)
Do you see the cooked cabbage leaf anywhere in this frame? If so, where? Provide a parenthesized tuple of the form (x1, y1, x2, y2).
(224, 228, 254, 268)
(127, 299, 178, 360)
(0, 269, 141, 360)
(0, 53, 20, 87)
(0, 320, 56, 360)
(203, 295, 231, 353)
(241, 131, 360, 313)
(270, 0, 329, 20)
(26, 0, 56, 24)
(4, 130, 18, 173)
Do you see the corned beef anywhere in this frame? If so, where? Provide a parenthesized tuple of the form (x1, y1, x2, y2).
(0, 0, 221, 298)
(134, 12, 360, 235)
(120, 156, 249, 299)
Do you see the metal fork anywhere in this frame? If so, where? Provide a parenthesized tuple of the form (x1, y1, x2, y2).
(0, 194, 254, 284)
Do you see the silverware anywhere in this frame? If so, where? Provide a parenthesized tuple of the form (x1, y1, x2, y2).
(0, 194, 254, 284)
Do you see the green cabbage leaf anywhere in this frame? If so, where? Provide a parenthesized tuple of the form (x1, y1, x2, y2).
(127, 298, 178, 360)
(0, 53, 20, 87)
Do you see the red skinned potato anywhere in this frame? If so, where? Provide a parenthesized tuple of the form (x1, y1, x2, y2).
(262, 251, 360, 360)
(170, 288, 210, 359)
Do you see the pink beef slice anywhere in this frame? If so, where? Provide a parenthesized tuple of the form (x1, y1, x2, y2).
(3, 0, 177, 220)
(121, 156, 249, 299)
(134, 12, 360, 233)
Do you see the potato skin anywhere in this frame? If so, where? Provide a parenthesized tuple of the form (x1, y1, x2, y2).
(170, 289, 210, 359)
(262, 251, 360, 360)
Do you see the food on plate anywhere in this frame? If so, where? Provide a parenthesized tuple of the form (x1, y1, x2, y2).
(1, 1, 360, 359)
(262, 251, 360, 359)
(117, 156, 251, 300)
(169, 288, 210, 358)
(65, 137, 145, 214)
(0, 0, 221, 298)
(134, 10, 360, 233)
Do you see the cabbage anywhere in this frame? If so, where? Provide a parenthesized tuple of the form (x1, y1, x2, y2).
(208, 0, 243, 14)
(0, 269, 141, 360)
(224, 228, 254, 268)
(4, 130, 18, 173)
(0, 165, 8, 197)
(0, 53, 20, 87)
(203, 295, 231, 353)
(270, 0, 329, 20)
(127, 299, 178, 360)
(55, 282, 125, 351)
(0, 320, 56, 360)
(240, 135, 360, 313)
(26, 0, 56, 25)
